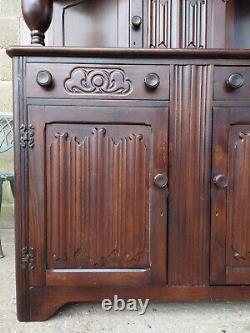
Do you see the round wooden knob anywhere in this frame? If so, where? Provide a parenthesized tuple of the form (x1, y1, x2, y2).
(36, 70, 53, 87)
(154, 174, 168, 189)
(132, 15, 142, 28)
(144, 73, 160, 89)
(227, 73, 245, 89)
(213, 174, 228, 189)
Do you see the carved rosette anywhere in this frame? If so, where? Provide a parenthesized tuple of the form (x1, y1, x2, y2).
(64, 68, 133, 96)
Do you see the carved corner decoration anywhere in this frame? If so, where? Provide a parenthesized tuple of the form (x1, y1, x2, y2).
(20, 124, 35, 149)
(64, 67, 133, 96)
(21, 247, 36, 271)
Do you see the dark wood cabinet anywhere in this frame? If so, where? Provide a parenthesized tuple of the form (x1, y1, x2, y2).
(21, 0, 250, 48)
(7, 48, 250, 321)
(28, 104, 168, 287)
(8, 0, 250, 323)
(211, 107, 250, 285)
(46, 0, 250, 49)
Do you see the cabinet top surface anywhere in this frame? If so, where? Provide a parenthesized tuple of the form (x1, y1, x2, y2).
(6, 47, 250, 59)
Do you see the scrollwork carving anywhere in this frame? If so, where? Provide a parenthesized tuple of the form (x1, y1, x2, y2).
(64, 67, 133, 96)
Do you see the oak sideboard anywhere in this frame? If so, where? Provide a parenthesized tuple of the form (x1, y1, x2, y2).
(7, 0, 250, 322)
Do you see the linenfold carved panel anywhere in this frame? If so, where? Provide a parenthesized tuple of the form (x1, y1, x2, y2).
(47, 126, 149, 269)
(64, 67, 133, 95)
(229, 128, 250, 263)
(148, 0, 172, 48)
(181, 0, 207, 48)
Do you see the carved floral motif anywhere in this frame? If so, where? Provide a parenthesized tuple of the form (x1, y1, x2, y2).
(64, 67, 133, 96)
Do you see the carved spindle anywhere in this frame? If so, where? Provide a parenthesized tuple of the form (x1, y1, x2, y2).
(21, 0, 53, 46)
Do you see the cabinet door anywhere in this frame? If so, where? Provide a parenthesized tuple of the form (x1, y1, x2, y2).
(211, 107, 250, 285)
(51, 0, 143, 48)
(28, 105, 168, 287)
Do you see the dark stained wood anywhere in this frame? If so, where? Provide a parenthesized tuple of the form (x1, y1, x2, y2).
(52, 0, 130, 47)
(12, 56, 31, 322)
(25, 63, 170, 100)
(47, 126, 150, 269)
(180, 0, 207, 48)
(22, 0, 53, 45)
(27, 105, 168, 289)
(27, 284, 250, 321)
(21, 1, 250, 49)
(214, 66, 250, 100)
(7, 47, 250, 59)
(168, 64, 212, 286)
(8, 48, 250, 321)
(211, 107, 250, 285)
(9, 0, 250, 322)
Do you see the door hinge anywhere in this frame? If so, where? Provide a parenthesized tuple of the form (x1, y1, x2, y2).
(21, 246, 36, 271)
(20, 124, 35, 149)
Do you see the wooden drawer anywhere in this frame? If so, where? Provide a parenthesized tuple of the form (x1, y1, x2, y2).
(26, 63, 169, 100)
(214, 66, 250, 100)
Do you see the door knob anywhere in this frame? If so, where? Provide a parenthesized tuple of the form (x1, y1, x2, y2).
(36, 70, 53, 87)
(213, 174, 228, 189)
(154, 174, 168, 189)
(227, 73, 245, 89)
(144, 73, 160, 89)
(132, 15, 142, 29)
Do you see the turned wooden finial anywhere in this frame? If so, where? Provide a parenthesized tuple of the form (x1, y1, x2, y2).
(21, 0, 53, 46)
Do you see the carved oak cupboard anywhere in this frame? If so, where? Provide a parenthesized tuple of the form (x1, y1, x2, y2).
(7, 0, 250, 322)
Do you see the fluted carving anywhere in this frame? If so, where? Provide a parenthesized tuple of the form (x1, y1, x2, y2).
(47, 128, 149, 269)
(181, 0, 207, 48)
(169, 65, 212, 285)
(148, 0, 172, 48)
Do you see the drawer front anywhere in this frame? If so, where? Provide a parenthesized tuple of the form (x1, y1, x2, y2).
(214, 66, 250, 100)
(26, 63, 169, 100)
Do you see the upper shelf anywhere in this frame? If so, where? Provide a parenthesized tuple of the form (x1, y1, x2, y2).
(21, 0, 250, 49)
(6, 46, 250, 58)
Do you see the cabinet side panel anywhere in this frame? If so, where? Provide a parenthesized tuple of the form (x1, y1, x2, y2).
(13, 57, 31, 321)
(168, 65, 212, 286)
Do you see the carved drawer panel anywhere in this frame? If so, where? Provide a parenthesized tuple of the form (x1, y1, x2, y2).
(26, 63, 169, 100)
(214, 66, 250, 100)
